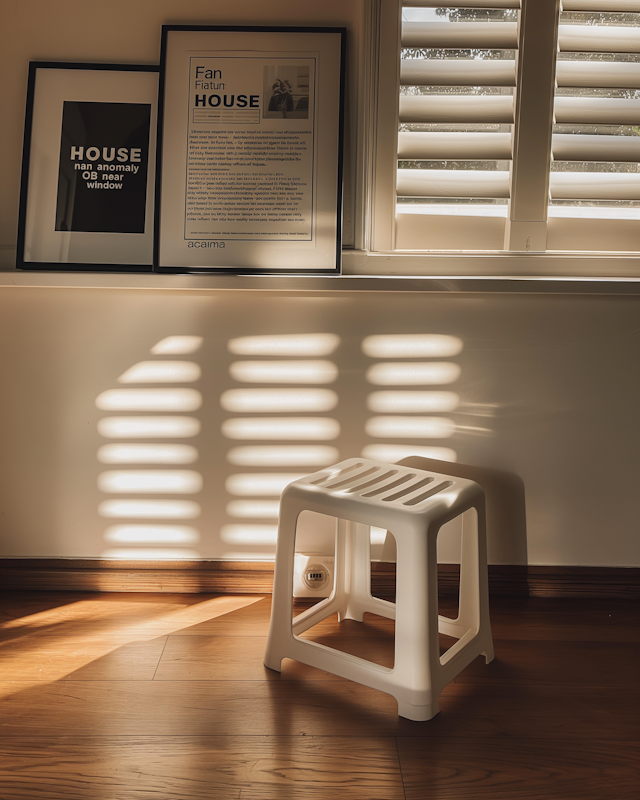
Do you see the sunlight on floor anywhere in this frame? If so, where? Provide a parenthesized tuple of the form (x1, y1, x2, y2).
(0, 594, 266, 696)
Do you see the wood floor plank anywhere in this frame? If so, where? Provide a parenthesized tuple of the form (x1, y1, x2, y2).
(171, 596, 273, 636)
(0, 593, 387, 639)
(397, 736, 640, 800)
(0, 736, 405, 800)
(2, 593, 636, 641)
(300, 631, 395, 668)
(0, 592, 266, 639)
(426, 683, 640, 741)
(0, 590, 213, 623)
(175, 599, 393, 639)
(153, 635, 356, 681)
(296, 597, 640, 642)
(300, 597, 640, 643)
(170, 596, 640, 642)
(454, 640, 640, 687)
(0, 680, 399, 737)
(484, 597, 640, 643)
(0, 635, 167, 681)
(1, 679, 636, 741)
(299, 609, 396, 639)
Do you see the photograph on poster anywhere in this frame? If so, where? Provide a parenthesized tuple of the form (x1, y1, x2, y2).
(156, 27, 345, 274)
(263, 66, 310, 119)
(17, 63, 158, 271)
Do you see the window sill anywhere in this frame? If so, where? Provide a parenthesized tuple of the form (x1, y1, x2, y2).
(342, 249, 640, 281)
(3, 261, 640, 295)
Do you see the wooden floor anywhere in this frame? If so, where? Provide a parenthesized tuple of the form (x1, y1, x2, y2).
(0, 591, 638, 799)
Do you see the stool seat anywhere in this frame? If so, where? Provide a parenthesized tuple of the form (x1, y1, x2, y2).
(264, 458, 494, 721)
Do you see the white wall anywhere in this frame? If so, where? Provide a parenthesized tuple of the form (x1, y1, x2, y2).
(0, 285, 639, 566)
(1, 2, 639, 567)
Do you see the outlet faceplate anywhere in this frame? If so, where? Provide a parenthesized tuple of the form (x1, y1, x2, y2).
(293, 553, 334, 598)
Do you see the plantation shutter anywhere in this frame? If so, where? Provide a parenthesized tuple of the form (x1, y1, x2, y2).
(548, 0, 640, 250)
(397, 0, 519, 233)
(371, 0, 639, 257)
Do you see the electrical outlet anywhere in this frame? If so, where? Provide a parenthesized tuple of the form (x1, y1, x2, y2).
(293, 553, 334, 598)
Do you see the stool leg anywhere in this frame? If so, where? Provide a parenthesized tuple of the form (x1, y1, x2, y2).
(333, 517, 349, 622)
(393, 525, 441, 720)
(337, 520, 371, 623)
(264, 498, 300, 672)
(458, 504, 494, 664)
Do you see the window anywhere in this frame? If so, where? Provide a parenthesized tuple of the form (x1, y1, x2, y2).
(369, 0, 640, 258)
(549, 1, 640, 250)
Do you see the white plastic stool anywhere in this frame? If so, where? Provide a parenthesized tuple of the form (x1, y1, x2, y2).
(264, 457, 494, 721)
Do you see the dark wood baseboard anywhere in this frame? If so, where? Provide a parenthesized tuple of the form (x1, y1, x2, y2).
(432, 564, 639, 599)
(0, 559, 275, 594)
(0, 559, 638, 598)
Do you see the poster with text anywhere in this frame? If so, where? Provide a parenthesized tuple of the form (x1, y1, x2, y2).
(56, 101, 151, 234)
(157, 27, 345, 273)
(17, 63, 158, 271)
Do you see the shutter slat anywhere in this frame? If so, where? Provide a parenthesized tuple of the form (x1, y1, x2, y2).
(552, 133, 640, 161)
(403, 0, 520, 8)
(401, 59, 516, 86)
(402, 22, 518, 49)
(550, 171, 640, 200)
(399, 131, 513, 159)
(400, 95, 514, 123)
(561, 0, 640, 12)
(397, 168, 511, 198)
(554, 96, 640, 124)
(558, 25, 640, 54)
(556, 60, 640, 89)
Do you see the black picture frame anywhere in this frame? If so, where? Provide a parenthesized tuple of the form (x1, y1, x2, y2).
(17, 62, 159, 272)
(155, 26, 346, 275)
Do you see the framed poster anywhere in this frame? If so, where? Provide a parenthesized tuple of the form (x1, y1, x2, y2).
(17, 62, 158, 271)
(156, 26, 346, 274)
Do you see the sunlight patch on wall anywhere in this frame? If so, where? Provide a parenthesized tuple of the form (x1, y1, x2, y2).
(220, 525, 279, 544)
(98, 470, 202, 494)
(222, 417, 340, 440)
(367, 391, 459, 413)
(118, 361, 201, 383)
(102, 548, 201, 559)
(230, 360, 338, 384)
(366, 363, 461, 386)
(362, 334, 463, 358)
(226, 500, 281, 518)
(459, 402, 499, 417)
(225, 473, 304, 496)
(229, 333, 339, 356)
(365, 416, 455, 439)
(98, 417, 201, 438)
(151, 336, 203, 355)
(96, 388, 202, 412)
(104, 525, 200, 544)
(362, 444, 457, 463)
(98, 499, 201, 519)
(97, 444, 198, 465)
(220, 388, 338, 413)
(227, 445, 339, 467)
